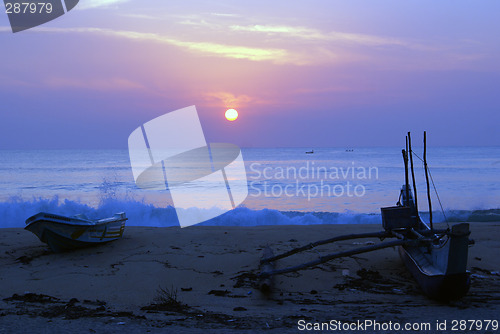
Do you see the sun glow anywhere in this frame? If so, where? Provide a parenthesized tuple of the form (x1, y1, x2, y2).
(225, 108, 238, 121)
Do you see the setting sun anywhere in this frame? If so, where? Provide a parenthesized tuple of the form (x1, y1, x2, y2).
(225, 108, 239, 121)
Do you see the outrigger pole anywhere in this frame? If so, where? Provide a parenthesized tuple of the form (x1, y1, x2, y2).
(261, 231, 391, 264)
(424, 131, 433, 230)
(259, 237, 434, 278)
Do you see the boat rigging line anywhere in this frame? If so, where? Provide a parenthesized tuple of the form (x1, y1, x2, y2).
(410, 151, 450, 229)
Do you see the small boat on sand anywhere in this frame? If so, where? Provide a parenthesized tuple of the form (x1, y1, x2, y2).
(382, 132, 471, 300)
(382, 187, 471, 300)
(259, 132, 472, 300)
(25, 212, 127, 252)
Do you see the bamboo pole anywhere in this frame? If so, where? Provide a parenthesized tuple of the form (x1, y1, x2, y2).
(424, 131, 433, 230)
(408, 132, 418, 215)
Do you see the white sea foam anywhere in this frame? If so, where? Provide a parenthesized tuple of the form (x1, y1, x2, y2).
(0, 197, 497, 228)
(0, 147, 499, 227)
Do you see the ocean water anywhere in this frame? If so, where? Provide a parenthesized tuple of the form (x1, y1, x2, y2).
(0, 147, 499, 228)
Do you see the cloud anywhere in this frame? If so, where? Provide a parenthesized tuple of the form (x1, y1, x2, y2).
(294, 85, 374, 95)
(230, 24, 429, 50)
(209, 13, 240, 18)
(203, 92, 255, 108)
(118, 13, 160, 20)
(22, 20, 468, 68)
(77, 0, 130, 10)
(44, 77, 146, 91)
(34, 27, 298, 64)
(0, 75, 33, 88)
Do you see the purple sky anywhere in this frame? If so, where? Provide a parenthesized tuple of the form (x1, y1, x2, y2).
(1, 0, 499, 148)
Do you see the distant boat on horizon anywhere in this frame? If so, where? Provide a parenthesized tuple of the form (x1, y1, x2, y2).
(305, 149, 314, 154)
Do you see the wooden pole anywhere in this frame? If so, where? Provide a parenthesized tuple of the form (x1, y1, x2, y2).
(402, 138, 410, 207)
(408, 132, 418, 215)
(405, 137, 410, 206)
(260, 231, 392, 264)
(260, 238, 431, 278)
(424, 131, 433, 230)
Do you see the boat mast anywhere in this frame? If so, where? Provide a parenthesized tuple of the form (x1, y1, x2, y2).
(408, 132, 418, 216)
(423, 131, 433, 230)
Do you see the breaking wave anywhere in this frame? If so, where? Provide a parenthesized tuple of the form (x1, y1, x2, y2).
(0, 197, 498, 228)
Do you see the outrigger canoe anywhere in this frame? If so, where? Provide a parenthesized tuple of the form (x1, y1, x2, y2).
(259, 132, 472, 301)
(382, 131, 471, 300)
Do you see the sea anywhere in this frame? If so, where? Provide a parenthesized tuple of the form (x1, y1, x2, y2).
(0, 147, 499, 228)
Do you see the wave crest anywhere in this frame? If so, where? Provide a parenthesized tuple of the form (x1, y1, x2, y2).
(0, 197, 498, 228)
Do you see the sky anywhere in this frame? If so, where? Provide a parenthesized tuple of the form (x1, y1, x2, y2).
(0, 0, 499, 148)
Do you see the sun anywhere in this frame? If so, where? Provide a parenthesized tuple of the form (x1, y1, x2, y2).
(225, 108, 238, 121)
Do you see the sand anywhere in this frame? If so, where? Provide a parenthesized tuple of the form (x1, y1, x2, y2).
(0, 223, 499, 333)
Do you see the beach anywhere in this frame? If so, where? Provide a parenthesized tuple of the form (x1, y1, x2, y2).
(2, 1, 499, 333)
(0, 223, 499, 333)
